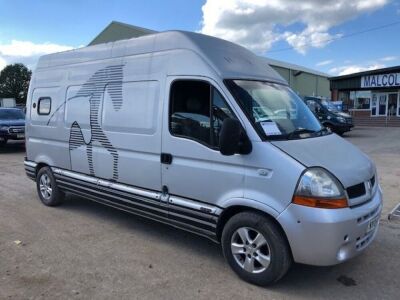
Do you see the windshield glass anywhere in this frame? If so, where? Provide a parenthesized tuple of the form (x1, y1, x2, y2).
(321, 100, 339, 112)
(0, 109, 25, 120)
(226, 80, 326, 140)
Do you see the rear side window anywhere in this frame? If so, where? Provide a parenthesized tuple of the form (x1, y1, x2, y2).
(169, 80, 235, 148)
(38, 97, 51, 115)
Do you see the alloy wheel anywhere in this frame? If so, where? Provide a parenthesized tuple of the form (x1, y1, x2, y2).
(230, 227, 271, 274)
(39, 173, 52, 200)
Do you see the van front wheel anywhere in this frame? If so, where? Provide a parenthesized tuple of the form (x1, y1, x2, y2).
(36, 167, 64, 206)
(221, 212, 292, 286)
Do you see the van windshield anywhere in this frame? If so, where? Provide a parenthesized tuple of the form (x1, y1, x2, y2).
(225, 80, 328, 140)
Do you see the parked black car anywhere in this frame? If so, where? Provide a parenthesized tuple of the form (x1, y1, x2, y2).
(0, 108, 26, 146)
(304, 97, 353, 135)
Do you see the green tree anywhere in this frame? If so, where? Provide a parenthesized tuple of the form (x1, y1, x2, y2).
(0, 63, 32, 105)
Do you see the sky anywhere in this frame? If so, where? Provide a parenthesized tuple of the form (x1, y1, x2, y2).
(0, 0, 399, 75)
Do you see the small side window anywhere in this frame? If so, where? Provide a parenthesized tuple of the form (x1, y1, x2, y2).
(38, 97, 51, 115)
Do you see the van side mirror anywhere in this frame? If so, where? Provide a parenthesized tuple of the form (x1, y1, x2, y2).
(219, 118, 252, 156)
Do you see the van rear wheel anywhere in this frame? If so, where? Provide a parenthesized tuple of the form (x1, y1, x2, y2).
(36, 167, 64, 206)
(221, 211, 292, 286)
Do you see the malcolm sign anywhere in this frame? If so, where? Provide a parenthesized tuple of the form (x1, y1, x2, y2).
(361, 73, 400, 88)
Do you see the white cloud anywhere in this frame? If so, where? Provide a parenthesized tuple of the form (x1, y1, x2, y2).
(0, 40, 75, 71)
(316, 59, 334, 67)
(328, 54, 399, 75)
(380, 56, 398, 62)
(329, 63, 386, 76)
(200, 0, 389, 54)
(0, 56, 6, 71)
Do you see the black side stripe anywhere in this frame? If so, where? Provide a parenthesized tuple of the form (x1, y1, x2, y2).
(24, 165, 36, 180)
(60, 185, 217, 240)
(53, 172, 219, 240)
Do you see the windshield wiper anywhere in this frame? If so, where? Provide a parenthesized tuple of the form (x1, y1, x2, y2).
(286, 128, 329, 139)
(286, 128, 317, 140)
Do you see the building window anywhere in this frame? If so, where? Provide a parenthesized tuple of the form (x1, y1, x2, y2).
(388, 93, 398, 117)
(349, 91, 371, 110)
(338, 91, 351, 110)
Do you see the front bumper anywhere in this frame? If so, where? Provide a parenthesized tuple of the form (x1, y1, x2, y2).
(334, 122, 354, 132)
(0, 131, 25, 140)
(277, 186, 383, 266)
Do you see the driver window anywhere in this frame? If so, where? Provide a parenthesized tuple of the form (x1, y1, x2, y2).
(169, 80, 235, 148)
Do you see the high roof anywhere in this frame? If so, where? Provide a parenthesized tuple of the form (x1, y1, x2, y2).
(36, 31, 286, 84)
(87, 21, 329, 79)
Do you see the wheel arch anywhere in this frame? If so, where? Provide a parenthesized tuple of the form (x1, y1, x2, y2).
(35, 162, 49, 175)
(31, 155, 55, 176)
(216, 203, 292, 259)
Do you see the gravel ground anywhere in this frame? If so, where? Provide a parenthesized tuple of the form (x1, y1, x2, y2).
(0, 127, 399, 300)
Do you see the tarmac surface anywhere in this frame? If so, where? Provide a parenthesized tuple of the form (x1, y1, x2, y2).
(0, 127, 399, 299)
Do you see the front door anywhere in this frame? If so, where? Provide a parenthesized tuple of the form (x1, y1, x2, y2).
(388, 93, 398, 117)
(161, 77, 245, 233)
(371, 93, 387, 116)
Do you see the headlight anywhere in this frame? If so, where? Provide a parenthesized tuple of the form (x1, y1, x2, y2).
(0, 126, 9, 131)
(336, 117, 346, 123)
(293, 168, 348, 209)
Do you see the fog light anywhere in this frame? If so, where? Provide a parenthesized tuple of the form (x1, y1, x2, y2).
(337, 242, 352, 262)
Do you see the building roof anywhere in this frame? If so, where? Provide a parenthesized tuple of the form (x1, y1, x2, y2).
(88, 21, 157, 46)
(330, 65, 400, 81)
(263, 57, 330, 77)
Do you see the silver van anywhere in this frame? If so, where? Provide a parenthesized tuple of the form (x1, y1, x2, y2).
(24, 31, 382, 286)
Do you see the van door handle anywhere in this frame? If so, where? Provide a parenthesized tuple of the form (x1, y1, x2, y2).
(161, 153, 173, 165)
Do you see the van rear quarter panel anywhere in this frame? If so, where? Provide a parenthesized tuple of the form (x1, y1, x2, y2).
(28, 53, 166, 191)
(27, 69, 70, 168)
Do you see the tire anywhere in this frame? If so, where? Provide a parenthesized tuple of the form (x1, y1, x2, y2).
(0, 138, 7, 147)
(221, 211, 292, 286)
(36, 166, 65, 206)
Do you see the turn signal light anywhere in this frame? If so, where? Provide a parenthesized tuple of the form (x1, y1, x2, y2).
(292, 196, 348, 209)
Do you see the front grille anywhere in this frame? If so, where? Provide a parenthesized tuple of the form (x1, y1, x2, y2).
(370, 176, 375, 187)
(347, 175, 376, 199)
(355, 205, 380, 250)
(355, 230, 374, 250)
(8, 127, 24, 134)
(357, 206, 379, 223)
(347, 183, 365, 199)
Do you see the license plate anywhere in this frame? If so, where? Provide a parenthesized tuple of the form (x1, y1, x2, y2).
(367, 216, 379, 233)
(17, 134, 25, 139)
